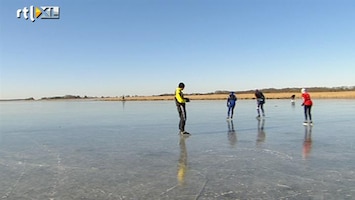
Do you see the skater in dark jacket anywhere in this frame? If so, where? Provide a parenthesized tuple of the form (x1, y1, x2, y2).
(255, 89, 265, 118)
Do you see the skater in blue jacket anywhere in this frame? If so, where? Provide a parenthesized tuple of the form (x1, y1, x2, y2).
(227, 92, 237, 119)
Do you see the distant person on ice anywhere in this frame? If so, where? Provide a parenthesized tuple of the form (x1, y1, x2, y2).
(291, 94, 296, 103)
(255, 89, 265, 118)
(301, 88, 313, 124)
(175, 82, 190, 135)
(226, 92, 237, 119)
(291, 94, 296, 106)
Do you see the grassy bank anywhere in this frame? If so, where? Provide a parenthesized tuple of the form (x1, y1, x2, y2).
(102, 91, 355, 101)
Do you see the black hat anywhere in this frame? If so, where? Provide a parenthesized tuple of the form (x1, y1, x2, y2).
(178, 82, 185, 88)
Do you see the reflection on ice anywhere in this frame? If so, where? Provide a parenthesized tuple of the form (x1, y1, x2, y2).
(256, 118, 266, 146)
(227, 120, 237, 147)
(177, 135, 188, 185)
(303, 125, 313, 159)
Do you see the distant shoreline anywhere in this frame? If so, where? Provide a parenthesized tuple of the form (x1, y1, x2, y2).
(1, 91, 355, 102)
(103, 91, 355, 101)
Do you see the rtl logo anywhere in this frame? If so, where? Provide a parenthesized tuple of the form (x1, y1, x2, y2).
(17, 6, 60, 22)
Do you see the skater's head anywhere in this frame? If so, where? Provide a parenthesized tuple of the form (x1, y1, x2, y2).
(230, 91, 234, 95)
(301, 88, 307, 94)
(178, 82, 185, 89)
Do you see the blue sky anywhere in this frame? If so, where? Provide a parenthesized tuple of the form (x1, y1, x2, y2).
(1, 0, 354, 99)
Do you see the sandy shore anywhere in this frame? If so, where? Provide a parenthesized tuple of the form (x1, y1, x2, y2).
(103, 91, 355, 101)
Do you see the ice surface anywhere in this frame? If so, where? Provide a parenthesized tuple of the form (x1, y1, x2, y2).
(0, 99, 354, 199)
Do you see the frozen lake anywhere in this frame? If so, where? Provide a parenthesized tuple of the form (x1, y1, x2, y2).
(0, 99, 354, 200)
